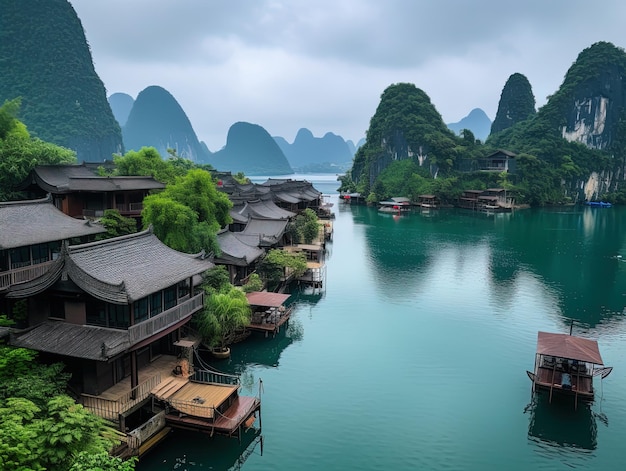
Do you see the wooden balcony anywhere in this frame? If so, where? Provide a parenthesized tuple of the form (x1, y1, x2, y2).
(82, 355, 178, 422)
(128, 293, 204, 344)
(0, 260, 57, 290)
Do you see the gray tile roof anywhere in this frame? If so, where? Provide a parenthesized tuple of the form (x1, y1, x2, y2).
(215, 230, 264, 266)
(0, 197, 107, 249)
(66, 228, 214, 303)
(10, 321, 130, 361)
(20, 164, 165, 193)
(241, 217, 288, 246)
(231, 199, 295, 221)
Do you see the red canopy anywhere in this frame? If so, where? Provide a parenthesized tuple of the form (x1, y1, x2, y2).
(246, 291, 290, 308)
(536, 331, 604, 365)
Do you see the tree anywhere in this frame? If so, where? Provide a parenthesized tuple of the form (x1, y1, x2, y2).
(113, 147, 179, 184)
(258, 249, 307, 291)
(97, 209, 138, 239)
(0, 99, 76, 200)
(142, 169, 232, 255)
(202, 266, 231, 294)
(195, 287, 251, 350)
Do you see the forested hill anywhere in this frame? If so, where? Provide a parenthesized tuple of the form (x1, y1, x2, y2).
(351, 83, 461, 187)
(488, 41, 626, 199)
(0, 0, 122, 162)
(123, 86, 210, 162)
(209, 122, 293, 175)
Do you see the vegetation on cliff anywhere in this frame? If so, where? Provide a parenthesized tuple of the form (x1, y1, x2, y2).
(0, 100, 76, 200)
(0, 0, 122, 161)
(490, 73, 536, 135)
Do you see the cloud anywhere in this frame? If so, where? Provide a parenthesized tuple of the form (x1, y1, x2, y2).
(70, 0, 626, 150)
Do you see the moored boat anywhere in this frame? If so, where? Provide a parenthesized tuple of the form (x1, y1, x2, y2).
(526, 331, 612, 408)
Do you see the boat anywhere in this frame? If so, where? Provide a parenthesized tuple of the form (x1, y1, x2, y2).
(526, 331, 612, 408)
(378, 197, 412, 214)
(584, 201, 612, 207)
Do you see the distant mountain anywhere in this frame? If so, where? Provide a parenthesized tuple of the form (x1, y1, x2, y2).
(210, 122, 293, 175)
(274, 128, 353, 172)
(447, 108, 492, 142)
(122, 85, 210, 162)
(108, 92, 134, 127)
(0, 0, 123, 161)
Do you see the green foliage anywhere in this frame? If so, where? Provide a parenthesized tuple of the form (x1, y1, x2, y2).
(0, 397, 45, 471)
(258, 249, 307, 290)
(113, 147, 179, 184)
(69, 451, 136, 471)
(242, 273, 264, 293)
(0, 100, 76, 200)
(97, 209, 137, 239)
(142, 169, 232, 255)
(195, 287, 251, 348)
(39, 395, 120, 470)
(289, 208, 319, 244)
(233, 171, 250, 184)
(202, 266, 232, 294)
(0, 346, 37, 382)
(0, 2, 123, 154)
(337, 173, 357, 193)
(490, 73, 536, 135)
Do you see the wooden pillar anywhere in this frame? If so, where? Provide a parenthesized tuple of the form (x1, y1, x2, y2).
(130, 351, 138, 398)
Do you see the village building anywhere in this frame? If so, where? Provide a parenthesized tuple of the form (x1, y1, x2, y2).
(0, 196, 106, 313)
(5, 224, 213, 431)
(16, 163, 165, 222)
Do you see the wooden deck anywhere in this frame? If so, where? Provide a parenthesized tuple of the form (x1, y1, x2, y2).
(165, 396, 261, 436)
(248, 308, 292, 334)
(534, 366, 594, 399)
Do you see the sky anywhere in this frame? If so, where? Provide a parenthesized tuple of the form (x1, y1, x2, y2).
(69, 0, 626, 152)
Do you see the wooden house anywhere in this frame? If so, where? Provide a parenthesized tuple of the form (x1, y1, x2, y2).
(8, 228, 213, 430)
(16, 164, 165, 221)
(0, 197, 106, 311)
(214, 229, 265, 285)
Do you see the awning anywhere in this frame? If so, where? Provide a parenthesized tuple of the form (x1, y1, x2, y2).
(246, 291, 291, 308)
(536, 331, 604, 364)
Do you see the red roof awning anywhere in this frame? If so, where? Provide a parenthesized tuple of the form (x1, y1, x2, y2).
(246, 291, 290, 308)
(536, 331, 604, 364)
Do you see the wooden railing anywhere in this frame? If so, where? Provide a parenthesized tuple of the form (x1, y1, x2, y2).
(191, 368, 240, 386)
(0, 260, 56, 290)
(114, 203, 144, 213)
(82, 373, 162, 422)
(128, 293, 204, 344)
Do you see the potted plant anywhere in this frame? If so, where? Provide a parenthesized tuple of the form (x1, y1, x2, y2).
(195, 286, 251, 359)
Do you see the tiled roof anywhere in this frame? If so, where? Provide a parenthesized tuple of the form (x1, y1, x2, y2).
(246, 291, 291, 307)
(241, 217, 288, 246)
(0, 197, 106, 249)
(10, 321, 130, 361)
(19, 164, 165, 193)
(66, 228, 213, 303)
(215, 230, 264, 266)
(232, 199, 295, 221)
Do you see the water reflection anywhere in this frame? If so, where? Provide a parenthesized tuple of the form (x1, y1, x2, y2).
(138, 428, 263, 471)
(527, 393, 600, 454)
(358, 205, 626, 327)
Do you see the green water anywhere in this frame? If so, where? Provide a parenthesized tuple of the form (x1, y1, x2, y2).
(139, 179, 626, 471)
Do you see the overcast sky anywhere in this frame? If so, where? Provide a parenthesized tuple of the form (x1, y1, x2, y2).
(69, 0, 626, 151)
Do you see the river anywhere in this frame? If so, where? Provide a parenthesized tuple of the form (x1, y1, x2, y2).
(138, 174, 626, 471)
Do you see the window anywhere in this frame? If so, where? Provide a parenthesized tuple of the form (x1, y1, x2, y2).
(133, 297, 149, 324)
(31, 243, 50, 265)
(177, 280, 190, 299)
(108, 304, 129, 329)
(150, 291, 163, 317)
(86, 299, 107, 327)
(164, 286, 177, 310)
(10, 246, 30, 269)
